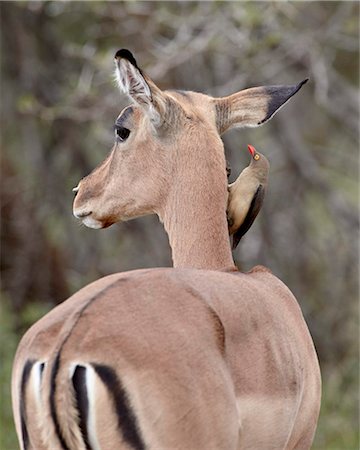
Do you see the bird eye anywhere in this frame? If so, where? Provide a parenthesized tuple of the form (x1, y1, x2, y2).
(254, 154, 260, 161)
(115, 126, 130, 142)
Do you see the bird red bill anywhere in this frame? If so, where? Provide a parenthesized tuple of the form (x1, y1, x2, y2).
(248, 144, 256, 157)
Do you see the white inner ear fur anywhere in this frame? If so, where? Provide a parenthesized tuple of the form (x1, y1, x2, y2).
(115, 58, 161, 126)
(115, 59, 151, 101)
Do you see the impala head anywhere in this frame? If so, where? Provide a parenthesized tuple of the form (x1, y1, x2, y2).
(73, 49, 307, 229)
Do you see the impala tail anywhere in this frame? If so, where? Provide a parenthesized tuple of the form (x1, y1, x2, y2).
(18, 356, 87, 450)
(18, 355, 146, 450)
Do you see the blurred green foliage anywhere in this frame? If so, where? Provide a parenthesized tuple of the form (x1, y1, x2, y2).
(314, 362, 359, 449)
(1, 1, 358, 448)
(0, 297, 17, 450)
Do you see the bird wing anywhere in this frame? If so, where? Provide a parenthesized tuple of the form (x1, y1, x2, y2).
(232, 184, 265, 250)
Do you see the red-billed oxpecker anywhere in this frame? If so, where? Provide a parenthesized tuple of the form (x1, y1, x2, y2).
(227, 144, 269, 249)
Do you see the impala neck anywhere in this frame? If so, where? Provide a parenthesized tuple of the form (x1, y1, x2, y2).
(158, 135, 235, 271)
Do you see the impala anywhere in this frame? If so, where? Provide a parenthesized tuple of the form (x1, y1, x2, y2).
(12, 49, 321, 450)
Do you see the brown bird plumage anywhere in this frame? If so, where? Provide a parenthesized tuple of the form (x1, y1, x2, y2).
(227, 144, 269, 249)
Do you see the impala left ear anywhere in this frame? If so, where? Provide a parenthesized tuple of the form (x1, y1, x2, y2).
(214, 79, 309, 134)
(114, 49, 167, 126)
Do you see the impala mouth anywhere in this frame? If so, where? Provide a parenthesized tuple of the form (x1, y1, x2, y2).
(73, 209, 104, 229)
(80, 215, 116, 229)
(81, 216, 104, 229)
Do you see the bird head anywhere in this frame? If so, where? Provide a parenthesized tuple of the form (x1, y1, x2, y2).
(247, 144, 270, 181)
(248, 144, 260, 161)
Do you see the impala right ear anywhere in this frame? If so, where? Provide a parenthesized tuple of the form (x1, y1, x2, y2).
(214, 79, 309, 134)
(114, 49, 167, 126)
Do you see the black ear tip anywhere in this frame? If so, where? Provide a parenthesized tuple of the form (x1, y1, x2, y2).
(114, 48, 132, 59)
(114, 49, 138, 67)
(291, 77, 309, 96)
(298, 78, 310, 88)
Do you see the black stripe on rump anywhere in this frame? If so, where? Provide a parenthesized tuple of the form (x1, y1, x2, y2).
(93, 364, 146, 450)
(72, 366, 91, 450)
(20, 359, 35, 450)
(49, 353, 70, 450)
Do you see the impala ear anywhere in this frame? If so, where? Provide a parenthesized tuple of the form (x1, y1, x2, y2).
(214, 79, 308, 134)
(114, 49, 167, 125)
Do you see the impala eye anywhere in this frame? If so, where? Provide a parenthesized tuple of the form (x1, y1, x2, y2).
(115, 126, 130, 142)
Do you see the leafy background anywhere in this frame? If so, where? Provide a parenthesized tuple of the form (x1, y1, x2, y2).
(1, 2, 358, 449)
